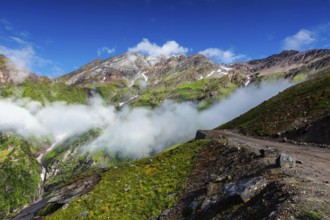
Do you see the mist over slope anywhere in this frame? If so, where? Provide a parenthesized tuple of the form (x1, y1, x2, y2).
(220, 71, 330, 144)
(0, 80, 292, 157)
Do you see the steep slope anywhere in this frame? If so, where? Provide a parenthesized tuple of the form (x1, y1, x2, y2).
(0, 133, 42, 219)
(24, 130, 330, 219)
(220, 71, 330, 145)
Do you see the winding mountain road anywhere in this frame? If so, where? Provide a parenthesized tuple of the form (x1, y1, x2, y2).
(213, 130, 330, 182)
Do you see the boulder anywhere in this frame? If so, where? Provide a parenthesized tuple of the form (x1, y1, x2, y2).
(276, 153, 296, 168)
(224, 176, 267, 203)
(195, 130, 207, 140)
(259, 147, 279, 157)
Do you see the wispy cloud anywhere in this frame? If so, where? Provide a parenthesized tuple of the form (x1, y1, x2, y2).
(97, 46, 115, 57)
(0, 18, 64, 78)
(9, 36, 30, 45)
(0, 18, 13, 31)
(128, 38, 188, 56)
(199, 48, 245, 63)
(283, 29, 315, 50)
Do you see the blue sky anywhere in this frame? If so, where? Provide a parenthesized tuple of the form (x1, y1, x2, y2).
(0, 0, 330, 77)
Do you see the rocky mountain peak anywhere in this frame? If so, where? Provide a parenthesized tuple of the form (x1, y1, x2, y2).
(57, 49, 330, 86)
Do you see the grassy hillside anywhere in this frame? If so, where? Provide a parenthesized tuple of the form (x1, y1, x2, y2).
(219, 72, 330, 137)
(0, 82, 88, 104)
(47, 139, 209, 219)
(0, 134, 41, 219)
(43, 130, 121, 195)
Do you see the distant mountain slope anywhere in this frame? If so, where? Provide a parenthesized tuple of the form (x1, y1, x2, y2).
(220, 71, 330, 145)
(2, 49, 330, 108)
(59, 49, 330, 87)
(54, 49, 330, 107)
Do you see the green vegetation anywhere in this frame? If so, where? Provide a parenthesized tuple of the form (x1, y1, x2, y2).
(0, 54, 7, 67)
(0, 134, 41, 219)
(0, 82, 87, 104)
(43, 130, 109, 194)
(300, 209, 324, 220)
(132, 75, 238, 108)
(220, 71, 330, 136)
(47, 139, 210, 219)
(292, 72, 306, 82)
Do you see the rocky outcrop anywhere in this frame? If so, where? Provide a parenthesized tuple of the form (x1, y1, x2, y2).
(159, 135, 294, 220)
(13, 174, 101, 220)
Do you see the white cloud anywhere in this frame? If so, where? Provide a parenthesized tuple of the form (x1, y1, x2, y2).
(283, 29, 315, 50)
(97, 47, 115, 57)
(0, 80, 293, 158)
(199, 48, 245, 63)
(0, 44, 64, 80)
(128, 38, 188, 56)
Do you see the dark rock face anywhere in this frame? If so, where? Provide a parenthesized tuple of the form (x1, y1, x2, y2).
(13, 174, 101, 219)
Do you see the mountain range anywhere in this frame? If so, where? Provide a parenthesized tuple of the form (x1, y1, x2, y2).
(0, 49, 330, 219)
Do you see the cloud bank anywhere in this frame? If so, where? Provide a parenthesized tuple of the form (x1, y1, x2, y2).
(128, 38, 188, 56)
(0, 80, 292, 158)
(283, 29, 315, 50)
(199, 48, 245, 63)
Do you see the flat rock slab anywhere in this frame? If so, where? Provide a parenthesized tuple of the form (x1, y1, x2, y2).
(224, 176, 268, 203)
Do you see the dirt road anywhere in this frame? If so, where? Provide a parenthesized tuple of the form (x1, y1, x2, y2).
(211, 130, 330, 182)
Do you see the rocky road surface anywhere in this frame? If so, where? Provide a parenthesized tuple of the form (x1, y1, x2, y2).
(216, 130, 330, 183)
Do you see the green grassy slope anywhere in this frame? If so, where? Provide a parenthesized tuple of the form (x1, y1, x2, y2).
(0, 82, 88, 104)
(43, 130, 119, 195)
(47, 139, 209, 219)
(219, 72, 330, 137)
(0, 134, 41, 219)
